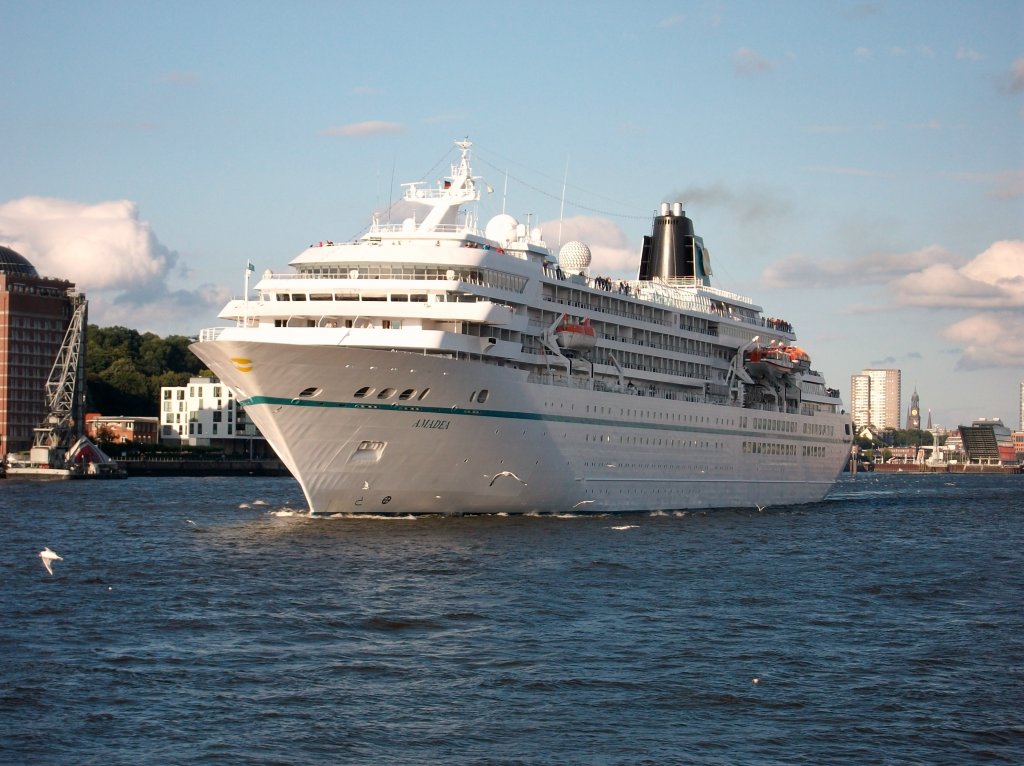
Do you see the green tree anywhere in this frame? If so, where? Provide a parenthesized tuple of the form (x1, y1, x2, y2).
(85, 325, 206, 416)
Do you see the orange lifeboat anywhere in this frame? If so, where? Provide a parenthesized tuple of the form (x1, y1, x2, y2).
(555, 314, 597, 351)
(744, 344, 794, 378)
(784, 345, 811, 372)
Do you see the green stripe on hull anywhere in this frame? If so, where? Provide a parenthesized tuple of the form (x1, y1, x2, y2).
(239, 395, 845, 445)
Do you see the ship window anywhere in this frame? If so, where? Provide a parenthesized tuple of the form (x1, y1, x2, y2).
(291, 294, 307, 301)
(418, 388, 431, 400)
(297, 387, 321, 398)
(399, 389, 417, 400)
(354, 386, 374, 398)
(377, 388, 396, 400)
(476, 389, 489, 403)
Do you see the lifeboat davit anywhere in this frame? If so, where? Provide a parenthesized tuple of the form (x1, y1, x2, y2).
(555, 314, 597, 351)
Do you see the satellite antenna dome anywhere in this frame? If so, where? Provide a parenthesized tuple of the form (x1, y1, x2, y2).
(557, 240, 592, 275)
(484, 214, 518, 243)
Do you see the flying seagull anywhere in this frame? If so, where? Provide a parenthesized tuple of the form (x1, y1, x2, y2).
(489, 471, 527, 487)
(39, 547, 63, 576)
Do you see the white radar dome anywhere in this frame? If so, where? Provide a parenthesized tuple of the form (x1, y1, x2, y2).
(558, 240, 592, 275)
(484, 214, 519, 244)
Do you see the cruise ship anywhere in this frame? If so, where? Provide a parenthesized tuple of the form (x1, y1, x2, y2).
(191, 140, 853, 516)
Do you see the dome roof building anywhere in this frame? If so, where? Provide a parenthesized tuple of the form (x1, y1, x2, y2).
(0, 245, 80, 455)
(0, 245, 40, 278)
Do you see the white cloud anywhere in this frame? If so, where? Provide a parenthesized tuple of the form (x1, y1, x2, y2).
(943, 312, 1024, 369)
(160, 71, 200, 86)
(319, 121, 403, 138)
(941, 169, 1024, 199)
(0, 197, 171, 289)
(763, 244, 961, 289)
(766, 239, 1024, 371)
(1012, 57, 1024, 93)
(891, 240, 1024, 308)
(804, 165, 890, 178)
(0, 196, 226, 335)
(734, 48, 773, 76)
(538, 215, 636, 277)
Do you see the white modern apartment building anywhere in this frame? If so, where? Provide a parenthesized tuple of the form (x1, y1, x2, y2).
(850, 368, 902, 430)
(160, 376, 262, 451)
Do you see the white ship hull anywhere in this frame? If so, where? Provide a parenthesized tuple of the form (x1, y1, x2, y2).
(191, 140, 853, 516)
(193, 340, 850, 516)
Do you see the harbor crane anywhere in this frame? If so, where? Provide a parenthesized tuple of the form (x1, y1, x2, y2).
(5, 291, 124, 478)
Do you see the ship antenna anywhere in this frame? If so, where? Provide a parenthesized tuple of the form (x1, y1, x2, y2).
(386, 157, 396, 225)
(502, 170, 508, 214)
(558, 155, 569, 247)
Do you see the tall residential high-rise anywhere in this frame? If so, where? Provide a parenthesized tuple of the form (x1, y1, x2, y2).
(849, 368, 902, 430)
(0, 245, 80, 455)
(850, 373, 871, 430)
(1019, 381, 1023, 431)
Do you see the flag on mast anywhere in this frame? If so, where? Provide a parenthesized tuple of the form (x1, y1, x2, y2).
(246, 260, 255, 273)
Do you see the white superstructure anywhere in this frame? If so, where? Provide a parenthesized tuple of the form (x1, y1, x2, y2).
(191, 140, 853, 516)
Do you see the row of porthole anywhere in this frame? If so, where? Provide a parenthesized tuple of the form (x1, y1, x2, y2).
(299, 386, 490, 404)
(353, 386, 432, 401)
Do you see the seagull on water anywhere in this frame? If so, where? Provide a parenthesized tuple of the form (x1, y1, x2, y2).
(39, 547, 63, 576)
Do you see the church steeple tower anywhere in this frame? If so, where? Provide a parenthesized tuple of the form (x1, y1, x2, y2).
(907, 387, 921, 430)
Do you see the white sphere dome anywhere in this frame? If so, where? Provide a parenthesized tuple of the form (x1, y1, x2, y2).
(558, 240, 592, 275)
(484, 214, 519, 243)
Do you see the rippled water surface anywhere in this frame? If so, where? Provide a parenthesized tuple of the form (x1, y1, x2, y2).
(2, 474, 1022, 765)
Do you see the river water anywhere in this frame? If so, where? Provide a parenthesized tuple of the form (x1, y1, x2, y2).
(1, 473, 1021, 765)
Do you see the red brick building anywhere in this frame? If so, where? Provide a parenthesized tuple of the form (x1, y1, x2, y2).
(0, 245, 80, 456)
(85, 414, 159, 445)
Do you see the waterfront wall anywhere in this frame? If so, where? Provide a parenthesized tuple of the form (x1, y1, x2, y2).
(119, 458, 290, 477)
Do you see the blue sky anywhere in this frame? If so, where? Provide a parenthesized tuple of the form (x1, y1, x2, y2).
(2, 0, 1022, 429)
